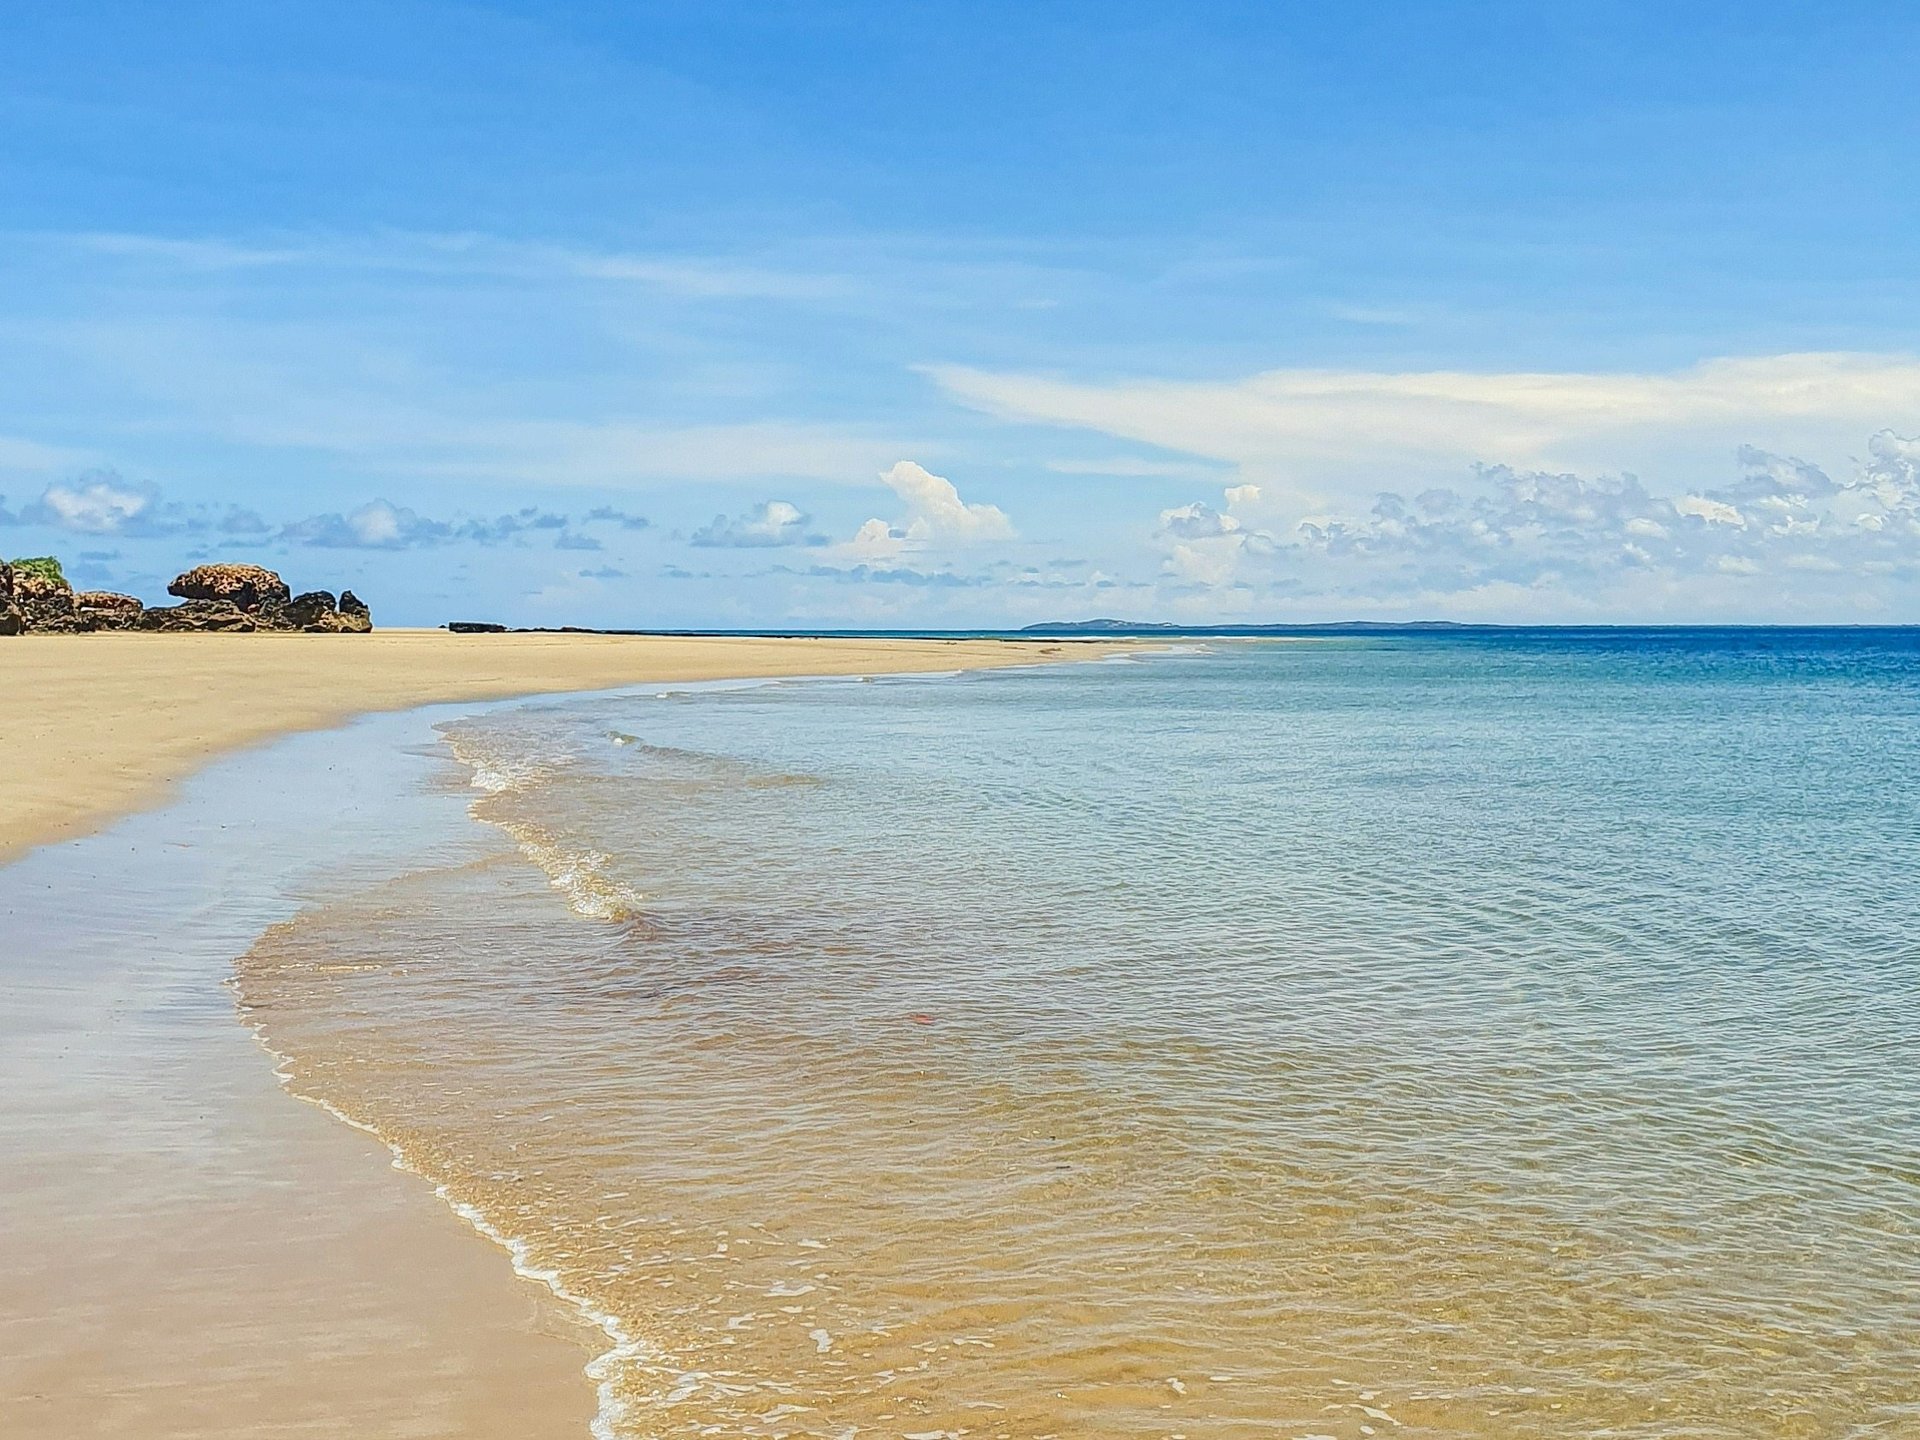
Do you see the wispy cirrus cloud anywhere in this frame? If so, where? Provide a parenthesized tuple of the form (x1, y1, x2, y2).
(51, 229, 849, 299)
(18, 306, 915, 488)
(934, 352, 1920, 501)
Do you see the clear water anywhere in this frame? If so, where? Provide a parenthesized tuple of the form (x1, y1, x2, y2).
(236, 635, 1920, 1438)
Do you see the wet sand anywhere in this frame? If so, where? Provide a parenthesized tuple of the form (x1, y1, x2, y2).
(0, 629, 1105, 865)
(0, 635, 1117, 1438)
(0, 708, 613, 1438)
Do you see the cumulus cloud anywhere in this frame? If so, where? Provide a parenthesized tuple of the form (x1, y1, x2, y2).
(24, 471, 163, 534)
(879, 460, 1015, 541)
(691, 500, 817, 548)
(1157, 495, 1277, 584)
(1157, 501, 1242, 539)
(838, 516, 907, 562)
(282, 499, 447, 549)
(1152, 430, 1920, 608)
(826, 461, 1016, 566)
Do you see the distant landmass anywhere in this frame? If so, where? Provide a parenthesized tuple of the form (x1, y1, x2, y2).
(1020, 618, 1481, 636)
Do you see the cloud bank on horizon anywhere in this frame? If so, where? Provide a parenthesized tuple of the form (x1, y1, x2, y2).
(4, 3, 1920, 625)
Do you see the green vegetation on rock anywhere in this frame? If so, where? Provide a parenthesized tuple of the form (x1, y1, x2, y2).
(10, 556, 66, 586)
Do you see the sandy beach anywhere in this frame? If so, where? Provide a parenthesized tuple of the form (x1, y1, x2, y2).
(0, 632, 1114, 1439)
(0, 630, 1098, 865)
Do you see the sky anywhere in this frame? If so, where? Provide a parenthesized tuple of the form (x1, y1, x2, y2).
(5, 0, 1920, 627)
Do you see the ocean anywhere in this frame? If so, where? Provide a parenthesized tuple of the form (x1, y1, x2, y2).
(233, 633, 1920, 1438)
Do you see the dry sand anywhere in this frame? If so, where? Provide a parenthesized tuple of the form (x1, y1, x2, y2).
(0, 629, 1105, 865)
(0, 629, 1118, 1438)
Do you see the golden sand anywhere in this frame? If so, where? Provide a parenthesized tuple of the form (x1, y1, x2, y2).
(0, 629, 1103, 865)
(0, 630, 1117, 1439)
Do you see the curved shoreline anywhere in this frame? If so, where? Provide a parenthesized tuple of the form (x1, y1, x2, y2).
(0, 630, 1121, 866)
(0, 639, 1126, 1438)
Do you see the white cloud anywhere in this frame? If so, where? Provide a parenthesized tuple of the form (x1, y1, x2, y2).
(1675, 495, 1745, 527)
(280, 500, 578, 549)
(1145, 431, 1920, 612)
(825, 462, 1016, 566)
(691, 500, 816, 548)
(878, 460, 1015, 541)
(1157, 501, 1241, 539)
(28, 472, 158, 533)
(838, 518, 909, 562)
(934, 352, 1920, 502)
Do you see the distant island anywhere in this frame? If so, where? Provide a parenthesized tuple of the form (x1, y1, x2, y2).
(1021, 618, 1481, 636)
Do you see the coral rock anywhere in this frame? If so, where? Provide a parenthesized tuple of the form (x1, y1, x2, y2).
(0, 561, 20, 636)
(334, 590, 373, 632)
(15, 571, 79, 632)
(285, 590, 339, 629)
(167, 563, 291, 613)
(136, 598, 257, 632)
(74, 590, 144, 631)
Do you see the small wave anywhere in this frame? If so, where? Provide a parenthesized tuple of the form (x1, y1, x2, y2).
(441, 727, 561, 795)
(507, 829, 647, 922)
(441, 728, 647, 922)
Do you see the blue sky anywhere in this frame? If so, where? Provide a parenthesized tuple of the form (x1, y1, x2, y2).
(5, 1, 1920, 625)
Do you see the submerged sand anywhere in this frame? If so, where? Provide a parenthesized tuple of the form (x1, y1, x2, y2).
(0, 632, 1117, 1438)
(0, 630, 1102, 865)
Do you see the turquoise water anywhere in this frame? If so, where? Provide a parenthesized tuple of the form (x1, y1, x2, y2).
(241, 635, 1920, 1437)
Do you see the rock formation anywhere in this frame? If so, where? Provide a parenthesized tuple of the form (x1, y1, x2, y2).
(168, 563, 292, 614)
(158, 567, 370, 632)
(74, 591, 144, 630)
(3, 557, 373, 635)
(14, 570, 80, 632)
(136, 599, 258, 631)
(0, 561, 22, 637)
(282, 590, 337, 628)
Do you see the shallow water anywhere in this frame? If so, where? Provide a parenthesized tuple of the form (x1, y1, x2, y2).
(236, 635, 1920, 1438)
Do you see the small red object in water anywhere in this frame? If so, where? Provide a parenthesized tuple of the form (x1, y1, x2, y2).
(909, 1013, 934, 1025)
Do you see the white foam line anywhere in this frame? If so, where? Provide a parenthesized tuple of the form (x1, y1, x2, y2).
(231, 984, 655, 1440)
